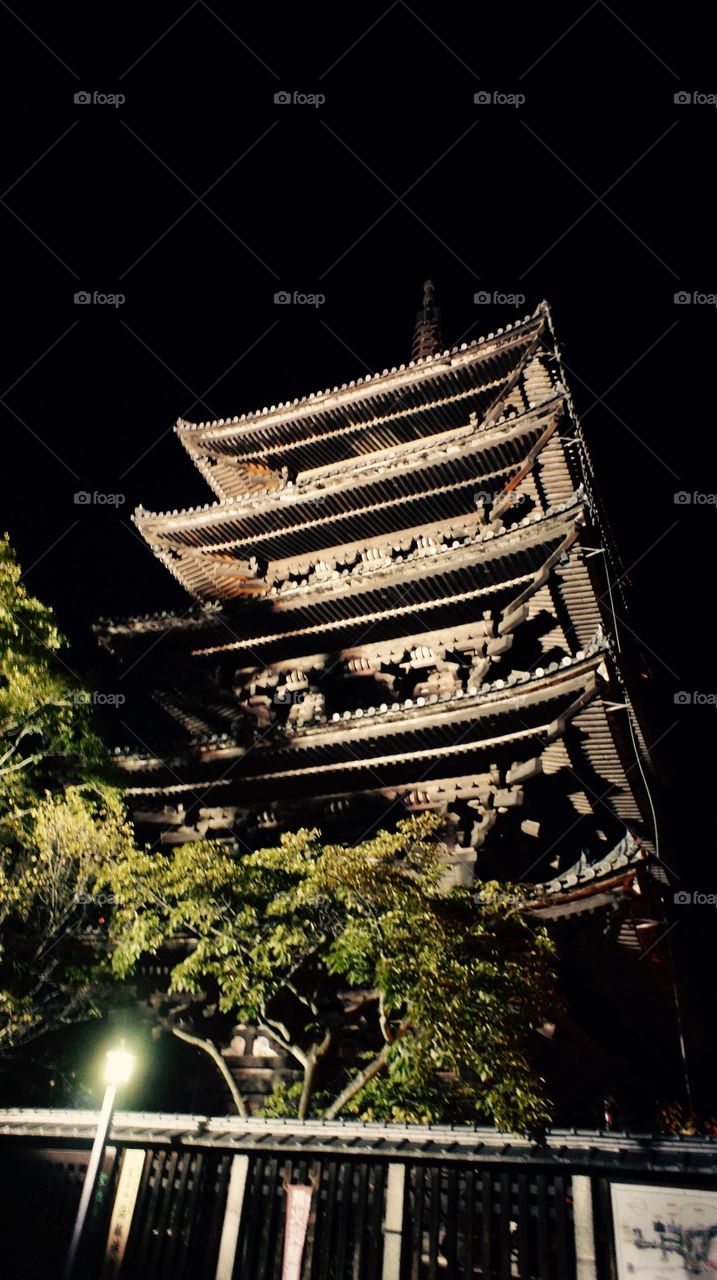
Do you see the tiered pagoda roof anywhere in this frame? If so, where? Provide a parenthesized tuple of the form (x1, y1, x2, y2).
(97, 297, 657, 925)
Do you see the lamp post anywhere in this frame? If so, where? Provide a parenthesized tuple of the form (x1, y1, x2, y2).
(62, 1044, 135, 1280)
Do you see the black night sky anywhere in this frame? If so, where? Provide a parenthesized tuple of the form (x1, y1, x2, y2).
(1, 3, 715, 1108)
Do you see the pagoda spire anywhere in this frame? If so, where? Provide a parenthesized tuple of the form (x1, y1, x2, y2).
(411, 279, 442, 361)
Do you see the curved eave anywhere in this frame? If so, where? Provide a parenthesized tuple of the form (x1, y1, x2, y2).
(137, 397, 564, 536)
(113, 648, 603, 784)
(94, 503, 587, 660)
(175, 310, 548, 486)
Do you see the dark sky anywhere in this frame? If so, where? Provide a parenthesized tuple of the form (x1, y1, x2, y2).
(1, 4, 715, 1078)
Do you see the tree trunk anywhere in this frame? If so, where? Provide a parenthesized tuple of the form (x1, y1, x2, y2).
(324, 1018, 411, 1120)
(298, 1031, 332, 1121)
(172, 1026, 249, 1117)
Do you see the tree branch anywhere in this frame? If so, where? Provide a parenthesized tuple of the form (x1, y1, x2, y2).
(257, 1021, 308, 1070)
(171, 1026, 249, 1117)
(324, 1017, 412, 1120)
(298, 1029, 332, 1120)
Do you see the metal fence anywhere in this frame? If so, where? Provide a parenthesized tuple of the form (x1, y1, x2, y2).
(1, 1111, 716, 1279)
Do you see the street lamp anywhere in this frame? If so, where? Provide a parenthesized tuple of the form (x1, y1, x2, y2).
(62, 1043, 135, 1279)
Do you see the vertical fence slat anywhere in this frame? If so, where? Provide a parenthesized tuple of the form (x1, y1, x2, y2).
(138, 1150, 167, 1275)
(409, 1165, 424, 1280)
(318, 1156, 339, 1280)
(352, 1160, 369, 1280)
(536, 1175, 549, 1280)
(553, 1174, 571, 1279)
(150, 1150, 179, 1280)
(366, 1163, 386, 1280)
(499, 1173, 511, 1280)
(481, 1171, 493, 1280)
(255, 1157, 280, 1280)
(428, 1165, 441, 1280)
(335, 1162, 353, 1279)
(241, 1157, 265, 1277)
(517, 1172, 530, 1279)
(462, 1169, 475, 1280)
(162, 1151, 193, 1279)
(444, 1167, 457, 1278)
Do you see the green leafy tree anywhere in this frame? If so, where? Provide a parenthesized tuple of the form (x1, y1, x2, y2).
(103, 814, 558, 1133)
(0, 534, 135, 1062)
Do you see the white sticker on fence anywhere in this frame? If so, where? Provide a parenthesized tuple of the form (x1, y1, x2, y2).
(611, 1181, 717, 1278)
(282, 1183, 315, 1280)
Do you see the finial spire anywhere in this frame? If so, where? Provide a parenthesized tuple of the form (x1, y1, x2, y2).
(411, 279, 442, 361)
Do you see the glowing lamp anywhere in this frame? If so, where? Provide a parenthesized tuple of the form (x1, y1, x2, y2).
(105, 1047, 135, 1087)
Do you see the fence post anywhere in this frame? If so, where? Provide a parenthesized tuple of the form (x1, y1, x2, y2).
(215, 1154, 250, 1280)
(572, 1175, 598, 1280)
(100, 1147, 145, 1278)
(382, 1163, 406, 1280)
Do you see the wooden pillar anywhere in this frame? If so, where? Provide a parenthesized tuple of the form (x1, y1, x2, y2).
(381, 1163, 406, 1280)
(215, 1154, 250, 1280)
(572, 1175, 598, 1280)
(100, 1148, 145, 1278)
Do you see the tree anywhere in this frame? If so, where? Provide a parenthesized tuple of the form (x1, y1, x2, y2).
(0, 534, 136, 1063)
(103, 814, 558, 1133)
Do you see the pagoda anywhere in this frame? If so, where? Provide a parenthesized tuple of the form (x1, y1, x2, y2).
(97, 289, 660, 935)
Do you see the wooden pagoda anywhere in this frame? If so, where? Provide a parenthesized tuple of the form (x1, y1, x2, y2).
(98, 291, 657, 927)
